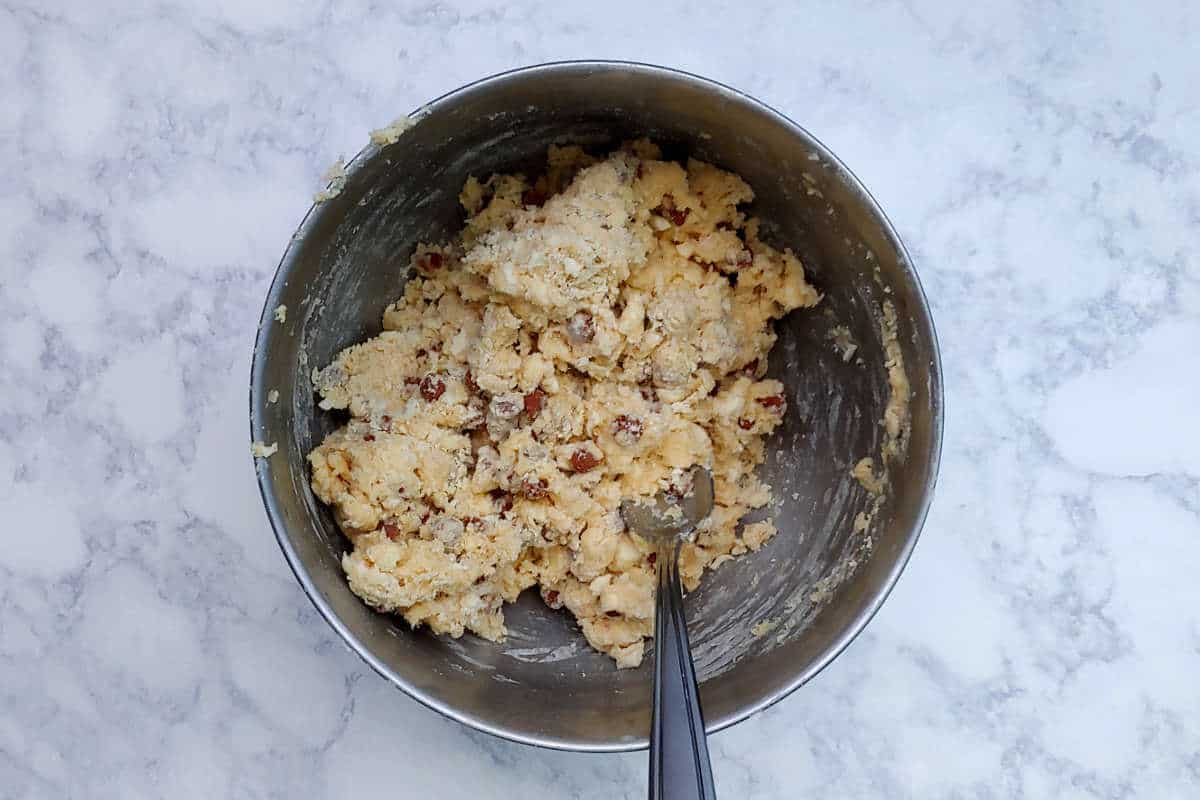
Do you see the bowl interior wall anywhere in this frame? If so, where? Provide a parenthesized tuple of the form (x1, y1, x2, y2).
(252, 64, 940, 750)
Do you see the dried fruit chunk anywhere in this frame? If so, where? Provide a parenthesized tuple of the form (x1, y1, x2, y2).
(523, 388, 546, 417)
(566, 311, 596, 344)
(415, 251, 443, 273)
(612, 415, 644, 446)
(487, 393, 524, 440)
(569, 448, 601, 472)
(518, 477, 550, 500)
(490, 490, 514, 513)
(654, 193, 689, 226)
(420, 374, 446, 401)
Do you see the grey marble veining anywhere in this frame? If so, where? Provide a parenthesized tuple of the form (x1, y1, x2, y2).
(2, 1, 1198, 797)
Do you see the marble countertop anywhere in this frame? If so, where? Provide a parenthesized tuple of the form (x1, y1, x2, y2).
(4, 1, 1198, 797)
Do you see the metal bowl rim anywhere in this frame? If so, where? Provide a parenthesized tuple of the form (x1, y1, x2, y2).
(249, 59, 944, 753)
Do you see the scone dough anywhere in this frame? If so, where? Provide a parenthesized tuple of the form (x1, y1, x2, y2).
(308, 142, 820, 667)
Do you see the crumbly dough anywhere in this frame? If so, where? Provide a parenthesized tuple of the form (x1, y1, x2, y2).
(251, 441, 278, 458)
(314, 158, 347, 203)
(851, 457, 883, 495)
(750, 618, 778, 637)
(849, 299, 910, 505)
(369, 116, 415, 146)
(827, 324, 857, 362)
(879, 301, 910, 463)
(308, 142, 820, 667)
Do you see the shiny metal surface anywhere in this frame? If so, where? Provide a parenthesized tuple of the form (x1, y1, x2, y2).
(626, 468, 717, 800)
(620, 465, 715, 542)
(250, 61, 943, 752)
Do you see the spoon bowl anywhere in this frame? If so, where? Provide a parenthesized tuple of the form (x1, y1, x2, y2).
(620, 466, 716, 545)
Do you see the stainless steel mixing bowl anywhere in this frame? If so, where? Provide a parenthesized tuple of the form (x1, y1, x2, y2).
(250, 61, 942, 752)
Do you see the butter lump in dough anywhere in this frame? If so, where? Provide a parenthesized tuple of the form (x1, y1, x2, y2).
(308, 142, 820, 668)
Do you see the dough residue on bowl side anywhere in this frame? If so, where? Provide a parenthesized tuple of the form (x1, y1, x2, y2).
(313, 158, 347, 203)
(369, 116, 415, 146)
(251, 441, 278, 458)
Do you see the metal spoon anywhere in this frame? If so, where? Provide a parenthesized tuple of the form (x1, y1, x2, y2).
(620, 465, 717, 800)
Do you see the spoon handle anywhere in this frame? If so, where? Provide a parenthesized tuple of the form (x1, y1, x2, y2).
(649, 543, 717, 800)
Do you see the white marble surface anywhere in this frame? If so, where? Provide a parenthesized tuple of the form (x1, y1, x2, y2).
(3, 1, 1198, 797)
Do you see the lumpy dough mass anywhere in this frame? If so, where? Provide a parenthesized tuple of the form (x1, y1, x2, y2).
(308, 141, 821, 667)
